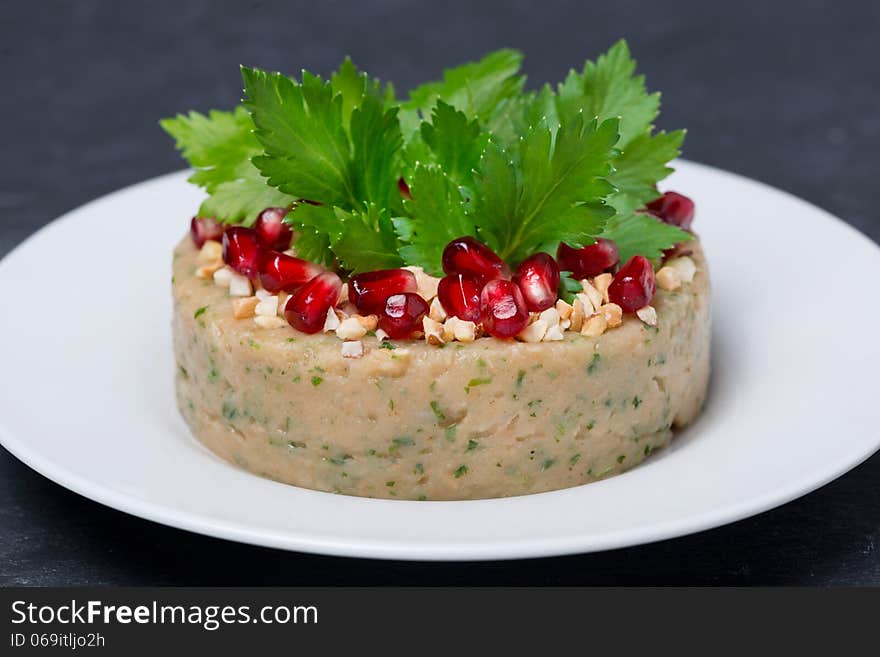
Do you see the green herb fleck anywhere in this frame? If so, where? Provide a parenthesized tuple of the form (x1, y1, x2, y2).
(392, 437, 415, 447)
(616, 454, 626, 464)
(194, 306, 208, 319)
(632, 396, 642, 408)
(516, 369, 526, 387)
(430, 400, 446, 422)
(466, 377, 492, 393)
(221, 402, 238, 421)
(587, 352, 601, 375)
(453, 465, 469, 478)
(311, 376, 323, 387)
(379, 341, 396, 350)
(466, 439, 479, 452)
(541, 458, 556, 471)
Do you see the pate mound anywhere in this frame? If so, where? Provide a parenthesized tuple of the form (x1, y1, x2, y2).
(172, 237, 710, 500)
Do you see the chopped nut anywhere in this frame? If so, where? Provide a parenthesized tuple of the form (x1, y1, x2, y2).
(580, 279, 604, 310)
(213, 266, 234, 287)
(323, 307, 341, 333)
(581, 313, 608, 337)
(195, 262, 223, 279)
(255, 296, 279, 317)
(543, 324, 565, 341)
(575, 292, 596, 316)
(428, 297, 448, 322)
(666, 256, 696, 283)
(338, 283, 349, 303)
(555, 299, 573, 320)
(232, 296, 260, 319)
(570, 298, 585, 332)
(442, 317, 458, 342)
(404, 266, 441, 301)
(599, 302, 623, 328)
(592, 273, 613, 303)
(229, 273, 253, 297)
(354, 314, 378, 331)
(636, 305, 658, 326)
(254, 315, 287, 329)
(341, 340, 364, 358)
(539, 307, 561, 328)
(423, 316, 445, 345)
(560, 318, 571, 330)
(375, 328, 390, 343)
(518, 319, 548, 343)
(656, 266, 682, 291)
(452, 319, 477, 342)
(197, 240, 223, 264)
(336, 316, 367, 340)
(277, 292, 290, 317)
(255, 288, 273, 301)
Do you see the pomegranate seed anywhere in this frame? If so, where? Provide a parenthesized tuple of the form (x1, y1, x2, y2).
(442, 236, 510, 283)
(259, 251, 323, 293)
(438, 273, 483, 322)
(190, 216, 224, 249)
(398, 177, 412, 200)
(646, 191, 695, 230)
(222, 227, 262, 278)
(556, 238, 619, 279)
(348, 269, 418, 315)
(283, 272, 342, 334)
(480, 279, 529, 339)
(608, 255, 656, 313)
(379, 292, 429, 339)
(513, 252, 560, 312)
(254, 207, 293, 251)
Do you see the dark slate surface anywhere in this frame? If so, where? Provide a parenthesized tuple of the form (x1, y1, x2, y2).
(1, 0, 878, 585)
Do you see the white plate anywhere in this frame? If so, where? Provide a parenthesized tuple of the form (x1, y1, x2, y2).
(1, 161, 878, 561)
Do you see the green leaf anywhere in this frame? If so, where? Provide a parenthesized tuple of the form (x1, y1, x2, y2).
(557, 271, 583, 304)
(419, 100, 488, 185)
(290, 224, 333, 266)
(472, 116, 620, 264)
(557, 39, 660, 147)
(198, 165, 294, 226)
(608, 129, 685, 217)
(242, 67, 356, 207)
(160, 106, 256, 193)
(329, 204, 403, 272)
(160, 106, 295, 224)
(600, 212, 692, 263)
(400, 49, 525, 132)
(350, 95, 403, 210)
(395, 164, 474, 274)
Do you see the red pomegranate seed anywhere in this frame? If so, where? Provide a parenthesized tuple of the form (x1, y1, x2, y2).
(556, 238, 619, 279)
(259, 251, 323, 293)
(442, 236, 510, 283)
(283, 272, 342, 334)
(379, 292, 429, 339)
(254, 207, 293, 251)
(438, 273, 483, 322)
(348, 269, 418, 315)
(513, 252, 560, 312)
(398, 177, 412, 200)
(646, 191, 695, 230)
(190, 216, 224, 249)
(480, 279, 529, 339)
(608, 256, 656, 313)
(222, 227, 262, 278)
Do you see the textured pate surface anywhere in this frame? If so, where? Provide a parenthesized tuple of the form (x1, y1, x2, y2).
(172, 238, 710, 500)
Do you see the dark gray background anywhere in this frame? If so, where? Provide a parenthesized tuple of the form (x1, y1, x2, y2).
(1, 0, 878, 585)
